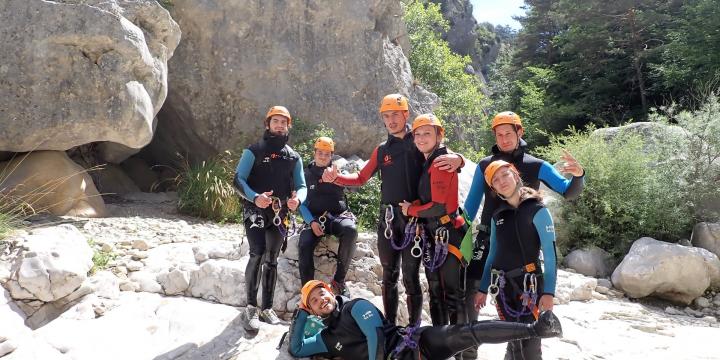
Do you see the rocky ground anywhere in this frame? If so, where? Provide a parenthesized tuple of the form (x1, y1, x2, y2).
(1, 192, 719, 359)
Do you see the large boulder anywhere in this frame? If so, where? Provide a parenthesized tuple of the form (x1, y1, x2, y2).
(692, 222, 720, 258)
(611, 237, 720, 304)
(0, 0, 181, 163)
(5, 225, 94, 303)
(591, 122, 687, 155)
(146, 0, 437, 165)
(0, 151, 107, 217)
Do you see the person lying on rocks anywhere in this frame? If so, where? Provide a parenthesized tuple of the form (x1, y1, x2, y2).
(287, 280, 562, 360)
(298, 136, 358, 296)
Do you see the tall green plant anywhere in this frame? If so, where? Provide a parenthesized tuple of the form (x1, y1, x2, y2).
(403, 1, 490, 151)
(175, 151, 242, 222)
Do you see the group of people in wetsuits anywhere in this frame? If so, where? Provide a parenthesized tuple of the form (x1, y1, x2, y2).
(234, 94, 585, 360)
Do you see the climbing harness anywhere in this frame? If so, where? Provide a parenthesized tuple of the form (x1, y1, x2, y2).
(392, 216, 419, 252)
(383, 205, 394, 240)
(390, 323, 421, 359)
(488, 268, 539, 320)
(423, 227, 449, 272)
(271, 197, 284, 226)
(318, 211, 329, 232)
(316, 211, 356, 233)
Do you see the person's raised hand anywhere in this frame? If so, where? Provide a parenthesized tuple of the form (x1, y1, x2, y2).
(560, 149, 584, 177)
(255, 190, 273, 208)
(287, 191, 299, 211)
(322, 164, 339, 183)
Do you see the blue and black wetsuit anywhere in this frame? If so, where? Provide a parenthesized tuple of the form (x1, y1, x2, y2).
(478, 196, 557, 360)
(461, 139, 582, 347)
(298, 161, 357, 286)
(234, 130, 306, 311)
(287, 295, 556, 360)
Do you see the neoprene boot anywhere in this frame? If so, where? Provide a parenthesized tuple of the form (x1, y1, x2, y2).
(245, 254, 263, 307)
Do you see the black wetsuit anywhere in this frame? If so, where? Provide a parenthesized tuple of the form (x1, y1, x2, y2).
(298, 161, 358, 286)
(287, 295, 558, 360)
(234, 130, 307, 310)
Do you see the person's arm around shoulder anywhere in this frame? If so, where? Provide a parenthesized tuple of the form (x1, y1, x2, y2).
(350, 299, 386, 360)
(433, 151, 465, 172)
(533, 207, 557, 311)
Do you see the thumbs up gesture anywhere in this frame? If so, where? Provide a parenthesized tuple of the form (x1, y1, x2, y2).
(287, 191, 300, 211)
(322, 163, 339, 183)
(255, 190, 274, 208)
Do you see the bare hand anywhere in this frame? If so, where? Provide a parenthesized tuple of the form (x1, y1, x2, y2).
(322, 164, 339, 183)
(474, 292, 487, 311)
(399, 200, 411, 217)
(310, 221, 324, 237)
(560, 149, 584, 177)
(254, 190, 273, 208)
(287, 191, 299, 211)
(433, 153, 463, 172)
(538, 294, 554, 311)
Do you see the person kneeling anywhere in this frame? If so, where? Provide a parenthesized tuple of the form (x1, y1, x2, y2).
(288, 280, 562, 360)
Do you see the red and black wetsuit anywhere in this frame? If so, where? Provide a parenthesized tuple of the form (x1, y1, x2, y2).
(335, 126, 424, 326)
(407, 146, 468, 327)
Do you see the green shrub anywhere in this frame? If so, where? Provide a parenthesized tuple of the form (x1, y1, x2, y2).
(650, 93, 720, 222)
(537, 127, 691, 259)
(175, 151, 243, 222)
(345, 176, 382, 231)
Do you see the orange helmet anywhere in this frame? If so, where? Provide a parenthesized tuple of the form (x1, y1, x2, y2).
(379, 94, 409, 113)
(411, 113, 445, 138)
(314, 136, 335, 152)
(491, 111, 522, 130)
(301, 280, 334, 309)
(484, 160, 520, 188)
(266, 105, 292, 125)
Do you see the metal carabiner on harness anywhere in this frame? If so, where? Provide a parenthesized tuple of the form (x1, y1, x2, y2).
(271, 197, 283, 226)
(435, 227, 449, 247)
(318, 211, 328, 232)
(384, 206, 394, 239)
(488, 270, 502, 306)
(410, 222, 423, 258)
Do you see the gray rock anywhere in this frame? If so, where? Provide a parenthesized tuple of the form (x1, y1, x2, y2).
(694, 297, 711, 308)
(147, 0, 437, 165)
(0, 339, 17, 357)
(664, 306, 684, 315)
(592, 122, 688, 155)
(691, 222, 720, 258)
(0, 0, 180, 162)
(597, 278, 613, 289)
(7, 225, 93, 302)
(563, 246, 615, 277)
(612, 237, 720, 304)
(158, 269, 190, 295)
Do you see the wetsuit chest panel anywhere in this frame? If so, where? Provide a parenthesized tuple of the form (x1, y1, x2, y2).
(491, 200, 543, 270)
(377, 135, 423, 204)
(320, 299, 372, 359)
(478, 152, 544, 227)
(305, 164, 347, 215)
(247, 143, 298, 199)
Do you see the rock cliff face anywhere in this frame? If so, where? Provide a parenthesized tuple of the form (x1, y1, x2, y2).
(433, 0, 504, 79)
(147, 0, 436, 164)
(0, 0, 181, 163)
